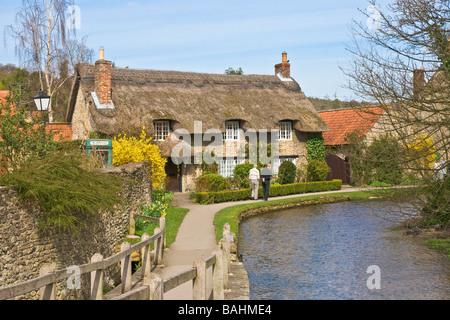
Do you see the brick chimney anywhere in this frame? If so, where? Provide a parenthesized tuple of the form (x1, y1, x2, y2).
(413, 68, 425, 98)
(95, 47, 112, 105)
(275, 52, 290, 79)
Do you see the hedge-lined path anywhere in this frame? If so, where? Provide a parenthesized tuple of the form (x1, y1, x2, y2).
(157, 185, 363, 300)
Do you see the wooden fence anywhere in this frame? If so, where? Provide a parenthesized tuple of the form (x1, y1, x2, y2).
(0, 216, 165, 300)
(111, 223, 233, 300)
(0, 215, 234, 301)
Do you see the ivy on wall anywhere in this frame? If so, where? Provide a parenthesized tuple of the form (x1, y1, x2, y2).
(306, 135, 326, 162)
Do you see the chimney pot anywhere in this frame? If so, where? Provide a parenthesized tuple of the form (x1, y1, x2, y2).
(99, 46, 105, 60)
(275, 52, 291, 79)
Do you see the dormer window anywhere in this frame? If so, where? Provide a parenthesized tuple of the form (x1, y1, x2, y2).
(223, 121, 239, 141)
(278, 121, 292, 140)
(154, 120, 171, 141)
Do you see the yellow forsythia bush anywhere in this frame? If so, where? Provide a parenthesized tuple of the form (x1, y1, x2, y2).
(407, 134, 437, 170)
(112, 127, 167, 189)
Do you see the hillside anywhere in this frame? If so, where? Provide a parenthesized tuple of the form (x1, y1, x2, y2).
(308, 97, 376, 112)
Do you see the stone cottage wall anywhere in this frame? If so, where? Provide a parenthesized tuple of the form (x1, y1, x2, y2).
(70, 88, 94, 140)
(0, 162, 151, 300)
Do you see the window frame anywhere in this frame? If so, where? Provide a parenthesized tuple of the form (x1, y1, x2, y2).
(223, 121, 240, 141)
(218, 158, 245, 178)
(154, 120, 171, 141)
(278, 121, 293, 141)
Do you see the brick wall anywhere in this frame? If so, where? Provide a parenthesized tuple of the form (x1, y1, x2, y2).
(45, 124, 72, 141)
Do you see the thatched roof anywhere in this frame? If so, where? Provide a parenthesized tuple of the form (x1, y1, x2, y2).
(66, 63, 329, 135)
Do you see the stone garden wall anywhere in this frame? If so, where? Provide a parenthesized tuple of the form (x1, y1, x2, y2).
(0, 162, 151, 300)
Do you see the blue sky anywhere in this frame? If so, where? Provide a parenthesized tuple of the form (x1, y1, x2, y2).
(0, 0, 389, 99)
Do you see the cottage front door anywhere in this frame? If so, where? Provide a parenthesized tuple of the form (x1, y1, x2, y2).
(165, 159, 181, 192)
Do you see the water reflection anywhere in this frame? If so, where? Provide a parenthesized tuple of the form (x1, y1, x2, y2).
(238, 200, 450, 300)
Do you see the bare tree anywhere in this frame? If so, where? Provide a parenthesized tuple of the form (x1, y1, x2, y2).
(5, 0, 74, 123)
(342, 0, 449, 226)
(64, 36, 94, 72)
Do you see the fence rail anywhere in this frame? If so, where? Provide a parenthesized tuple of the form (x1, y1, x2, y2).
(111, 223, 233, 300)
(0, 216, 234, 301)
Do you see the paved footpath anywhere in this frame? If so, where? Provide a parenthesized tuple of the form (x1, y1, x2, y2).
(157, 186, 364, 300)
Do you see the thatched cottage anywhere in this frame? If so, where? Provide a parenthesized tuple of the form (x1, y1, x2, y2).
(66, 49, 329, 192)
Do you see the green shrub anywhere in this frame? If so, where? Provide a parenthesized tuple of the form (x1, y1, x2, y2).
(232, 162, 255, 188)
(368, 133, 404, 185)
(195, 179, 342, 204)
(0, 94, 58, 172)
(195, 174, 226, 192)
(421, 175, 449, 226)
(307, 160, 331, 182)
(152, 189, 173, 205)
(278, 161, 297, 185)
(369, 180, 391, 187)
(0, 149, 124, 233)
(135, 190, 174, 231)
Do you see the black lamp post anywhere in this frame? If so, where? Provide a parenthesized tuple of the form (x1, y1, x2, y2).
(33, 88, 51, 111)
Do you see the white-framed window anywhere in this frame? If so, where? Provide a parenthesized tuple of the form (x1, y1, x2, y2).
(223, 121, 239, 141)
(154, 120, 170, 141)
(278, 121, 292, 140)
(272, 157, 297, 175)
(218, 158, 245, 178)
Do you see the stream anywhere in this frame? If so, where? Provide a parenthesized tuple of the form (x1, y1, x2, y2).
(238, 200, 450, 300)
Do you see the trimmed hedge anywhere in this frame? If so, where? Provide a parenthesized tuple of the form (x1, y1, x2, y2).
(195, 179, 342, 204)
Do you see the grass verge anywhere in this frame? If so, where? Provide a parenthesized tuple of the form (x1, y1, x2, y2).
(133, 206, 189, 248)
(424, 239, 450, 258)
(213, 190, 393, 243)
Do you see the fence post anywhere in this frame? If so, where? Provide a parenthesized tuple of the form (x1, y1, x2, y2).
(90, 253, 104, 300)
(39, 263, 56, 300)
(154, 227, 162, 265)
(220, 239, 229, 289)
(129, 212, 136, 236)
(212, 246, 224, 300)
(141, 233, 152, 282)
(120, 241, 132, 293)
(160, 216, 166, 255)
(222, 229, 231, 273)
(193, 257, 207, 300)
(148, 273, 164, 300)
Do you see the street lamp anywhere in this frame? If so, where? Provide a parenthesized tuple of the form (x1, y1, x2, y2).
(33, 88, 51, 111)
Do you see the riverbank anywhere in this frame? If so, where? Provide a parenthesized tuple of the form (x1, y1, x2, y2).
(404, 226, 450, 258)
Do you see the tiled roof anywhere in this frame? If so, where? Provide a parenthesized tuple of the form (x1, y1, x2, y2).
(0, 91, 9, 103)
(319, 107, 386, 146)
